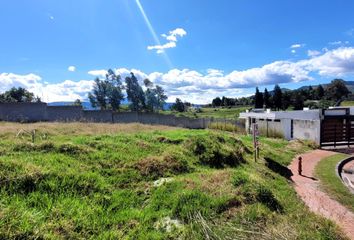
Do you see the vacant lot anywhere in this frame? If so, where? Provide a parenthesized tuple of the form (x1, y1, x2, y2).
(0, 122, 345, 239)
(164, 106, 250, 119)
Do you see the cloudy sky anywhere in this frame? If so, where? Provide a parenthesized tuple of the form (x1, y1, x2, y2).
(1, 0, 354, 104)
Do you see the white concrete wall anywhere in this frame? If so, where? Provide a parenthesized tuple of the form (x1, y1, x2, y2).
(293, 119, 321, 144)
(254, 119, 285, 138)
(282, 119, 292, 140)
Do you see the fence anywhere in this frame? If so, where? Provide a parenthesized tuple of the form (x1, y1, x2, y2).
(0, 103, 245, 130)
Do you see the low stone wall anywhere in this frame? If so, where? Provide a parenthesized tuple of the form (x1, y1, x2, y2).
(83, 110, 113, 123)
(0, 102, 47, 122)
(46, 106, 83, 122)
(0, 103, 239, 129)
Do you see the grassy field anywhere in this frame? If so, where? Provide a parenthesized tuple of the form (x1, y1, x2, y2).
(0, 122, 345, 239)
(340, 101, 354, 107)
(163, 106, 250, 119)
(315, 153, 354, 212)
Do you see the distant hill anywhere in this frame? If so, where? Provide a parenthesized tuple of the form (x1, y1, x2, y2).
(297, 80, 354, 93)
(48, 101, 97, 110)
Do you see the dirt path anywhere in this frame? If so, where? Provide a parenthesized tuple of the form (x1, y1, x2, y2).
(289, 149, 354, 240)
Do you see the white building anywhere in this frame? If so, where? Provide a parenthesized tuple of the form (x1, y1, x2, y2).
(239, 109, 322, 144)
(240, 107, 354, 147)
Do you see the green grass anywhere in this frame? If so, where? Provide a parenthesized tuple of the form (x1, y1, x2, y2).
(163, 106, 250, 119)
(315, 153, 354, 212)
(0, 122, 346, 239)
(340, 101, 354, 107)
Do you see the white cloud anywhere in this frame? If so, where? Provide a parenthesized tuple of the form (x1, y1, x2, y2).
(307, 50, 321, 57)
(305, 47, 354, 76)
(88, 70, 108, 77)
(290, 43, 305, 49)
(0, 73, 94, 102)
(329, 41, 343, 45)
(329, 41, 350, 46)
(290, 43, 305, 54)
(3, 47, 354, 104)
(147, 41, 176, 54)
(147, 28, 187, 54)
(68, 66, 76, 72)
(0, 73, 42, 92)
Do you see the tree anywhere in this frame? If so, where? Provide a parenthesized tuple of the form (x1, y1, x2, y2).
(325, 79, 350, 102)
(143, 79, 167, 112)
(0, 87, 35, 103)
(125, 72, 146, 111)
(155, 85, 168, 111)
(171, 98, 185, 112)
(280, 91, 291, 110)
(212, 97, 222, 107)
(308, 86, 314, 100)
(88, 77, 108, 110)
(292, 91, 304, 110)
(88, 69, 124, 111)
(273, 84, 282, 110)
(254, 87, 264, 108)
(263, 88, 272, 108)
(73, 99, 83, 107)
(106, 69, 124, 111)
(315, 84, 324, 100)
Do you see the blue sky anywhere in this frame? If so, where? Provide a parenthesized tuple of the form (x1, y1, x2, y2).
(1, 0, 354, 103)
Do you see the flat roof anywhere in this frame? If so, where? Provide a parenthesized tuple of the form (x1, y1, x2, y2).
(239, 109, 321, 121)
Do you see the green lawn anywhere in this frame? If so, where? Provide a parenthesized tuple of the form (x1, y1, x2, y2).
(340, 101, 354, 107)
(0, 122, 345, 239)
(315, 153, 354, 212)
(163, 106, 250, 120)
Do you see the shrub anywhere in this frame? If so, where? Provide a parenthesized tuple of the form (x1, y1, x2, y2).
(58, 143, 89, 155)
(136, 152, 190, 180)
(13, 142, 55, 152)
(186, 134, 245, 168)
(36, 142, 55, 152)
(156, 136, 183, 144)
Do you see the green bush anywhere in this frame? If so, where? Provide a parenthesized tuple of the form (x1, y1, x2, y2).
(186, 134, 245, 168)
(58, 143, 89, 155)
(136, 152, 190, 180)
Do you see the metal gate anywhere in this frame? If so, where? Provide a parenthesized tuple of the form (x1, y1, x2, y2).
(320, 108, 354, 147)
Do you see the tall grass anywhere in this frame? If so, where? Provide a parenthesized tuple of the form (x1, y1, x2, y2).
(0, 122, 345, 239)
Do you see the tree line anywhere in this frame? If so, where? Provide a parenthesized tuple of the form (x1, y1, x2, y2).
(253, 79, 350, 110)
(211, 79, 351, 110)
